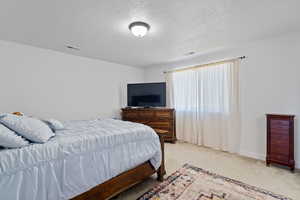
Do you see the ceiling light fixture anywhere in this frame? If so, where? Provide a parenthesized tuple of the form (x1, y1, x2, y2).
(129, 21, 150, 37)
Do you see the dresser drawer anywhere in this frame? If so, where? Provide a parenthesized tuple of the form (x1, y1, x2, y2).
(154, 129, 170, 136)
(270, 143, 289, 156)
(270, 134, 289, 145)
(122, 108, 176, 143)
(270, 132, 289, 143)
(123, 111, 138, 119)
(270, 119, 290, 127)
(139, 111, 154, 118)
(270, 128, 289, 135)
(129, 119, 149, 124)
(147, 121, 171, 129)
(123, 111, 155, 119)
(155, 111, 173, 119)
(269, 154, 289, 163)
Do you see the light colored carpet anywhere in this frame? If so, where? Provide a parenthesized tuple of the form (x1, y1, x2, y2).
(115, 142, 300, 200)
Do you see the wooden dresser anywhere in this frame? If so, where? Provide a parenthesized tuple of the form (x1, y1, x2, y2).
(122, 108, 176, 143)
(266, 114, 295, 171)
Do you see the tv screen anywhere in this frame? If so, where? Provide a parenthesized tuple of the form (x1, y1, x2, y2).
(127, 82, 166, 107)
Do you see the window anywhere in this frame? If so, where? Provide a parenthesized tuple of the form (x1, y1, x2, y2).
(171, 63, 232, 114)
(166, 60, 241, 152)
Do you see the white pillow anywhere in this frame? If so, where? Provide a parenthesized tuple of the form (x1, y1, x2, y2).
(43, 119, 64, 132)
(0, 114, 55, 143)
(0, 124, 29, 148)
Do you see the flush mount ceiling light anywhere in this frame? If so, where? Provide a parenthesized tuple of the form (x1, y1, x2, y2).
(129, 21, 150, 37)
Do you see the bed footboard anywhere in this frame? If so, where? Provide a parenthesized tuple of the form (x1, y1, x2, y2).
(72, 134, 165, 200)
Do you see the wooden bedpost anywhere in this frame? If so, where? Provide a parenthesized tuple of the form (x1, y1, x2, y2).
(157, 135, 166, 182)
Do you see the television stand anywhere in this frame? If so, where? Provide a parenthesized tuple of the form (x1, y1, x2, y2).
(121, 107, 176, 143)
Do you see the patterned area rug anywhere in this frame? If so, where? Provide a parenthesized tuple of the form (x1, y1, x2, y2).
(137, 164, 292, 200)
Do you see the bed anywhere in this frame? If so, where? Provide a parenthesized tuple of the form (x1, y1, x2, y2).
(0, 118, 165, 200)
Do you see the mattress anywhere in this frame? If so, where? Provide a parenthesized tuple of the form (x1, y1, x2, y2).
(0, 119, 161, 200)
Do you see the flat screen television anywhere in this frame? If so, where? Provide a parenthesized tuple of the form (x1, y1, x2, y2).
(127, 82, 166, 107)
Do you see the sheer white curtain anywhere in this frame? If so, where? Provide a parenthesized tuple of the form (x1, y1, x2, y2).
(166, 60, 241, 153)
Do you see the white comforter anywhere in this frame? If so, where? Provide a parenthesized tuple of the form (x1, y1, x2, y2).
(0, 119, 161, 200)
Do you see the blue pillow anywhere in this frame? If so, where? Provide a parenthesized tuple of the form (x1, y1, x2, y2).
(0, 124, 29, 148)
(0, 114, 55, 143)
(42, 119, 64, 132)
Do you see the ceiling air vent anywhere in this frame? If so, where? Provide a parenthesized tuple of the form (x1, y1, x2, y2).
(66, 45, 80, 51)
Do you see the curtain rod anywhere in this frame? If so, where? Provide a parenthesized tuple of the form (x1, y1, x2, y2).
(163, 56, 246, 74)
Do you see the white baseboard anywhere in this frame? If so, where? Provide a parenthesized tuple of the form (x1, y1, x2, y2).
(239, 150, 265, 161)
(239, 151, 300, 169)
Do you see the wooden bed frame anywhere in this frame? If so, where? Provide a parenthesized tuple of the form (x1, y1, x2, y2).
(10, 112, 165, 200)
(71, 135, 166, 200)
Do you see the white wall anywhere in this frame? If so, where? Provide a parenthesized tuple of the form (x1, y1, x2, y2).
(144, 32, 300, 168)
(1, 33, 299, 168)
(0, 40, 144, 120)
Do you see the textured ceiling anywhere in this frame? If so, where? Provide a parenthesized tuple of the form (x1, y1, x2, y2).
(0, 0, 300, 67)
